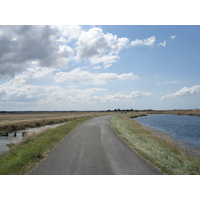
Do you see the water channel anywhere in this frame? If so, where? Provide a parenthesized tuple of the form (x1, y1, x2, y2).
(134, 114, 200, 151)
(0, 123, 65, 155)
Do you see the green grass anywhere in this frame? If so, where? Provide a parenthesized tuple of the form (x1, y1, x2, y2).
(0, 117, 91, 175)
(110, 113, 200, 175)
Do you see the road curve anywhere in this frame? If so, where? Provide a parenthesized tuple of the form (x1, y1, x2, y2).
(29, 115, 163, 175)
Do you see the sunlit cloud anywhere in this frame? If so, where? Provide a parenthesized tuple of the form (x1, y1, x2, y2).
(157, 81, 180, 85)
(157, 41, 166, 47)
(54, 68, 139, 84)
(161, 85, 200, 100)
(170, 35, 176, 39)
(75, 27, 129, 68)
(130, 36, 156, 46)
(93, 91, 153, 103)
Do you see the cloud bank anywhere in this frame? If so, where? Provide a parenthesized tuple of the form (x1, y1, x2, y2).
(54, 68, 138, 84)
(0, 72, 150, 107)
(93, 91, 153, 104)
(161, 85, 200, 100)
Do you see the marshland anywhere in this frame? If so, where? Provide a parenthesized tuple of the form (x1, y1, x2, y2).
(0, 111, 116, 133)
(0, 109, 200, 175)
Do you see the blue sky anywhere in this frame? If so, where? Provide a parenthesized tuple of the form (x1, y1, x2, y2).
(0, 25, 200, 111)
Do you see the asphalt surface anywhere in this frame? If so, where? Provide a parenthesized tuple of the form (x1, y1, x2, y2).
(29, 115, 163, 175)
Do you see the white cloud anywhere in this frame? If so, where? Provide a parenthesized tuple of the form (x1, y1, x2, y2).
(130, 36, 156, 46)
(0, 72, 149, 107)
(170, 35, 176, 39)
(75, 27, 129, 68)
(0, 66, 56, 103)
(161, 85, 200, 100)
(55, 25, 84, 42)
(93, 91, 153, 104)
(93, 66, 102, 69)
(56, 37, 67, 43)
(2, 66, 55, 87)
(157, 41, 166, 47)
(89, 54, 119, 69)
(0, 72, 109, 106)
(54, 68, 139, 84)
(58, 45, 74, 55)
(56, 45, 74, 65)
(157, 81, 180, 85)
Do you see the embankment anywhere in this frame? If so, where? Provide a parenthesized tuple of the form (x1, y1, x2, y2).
(110, 113, 200, 175)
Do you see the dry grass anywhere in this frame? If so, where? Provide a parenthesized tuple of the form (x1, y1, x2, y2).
(110, 113, 200, 175)
(0, 111, 117, 132)
(164, 109, 200, 116)
(23, 126, 52, 138)
(147, 109, 200, 116)
(0, 111, 112, 125)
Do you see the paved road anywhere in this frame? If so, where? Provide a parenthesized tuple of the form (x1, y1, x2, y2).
(29, 115, 163, 175)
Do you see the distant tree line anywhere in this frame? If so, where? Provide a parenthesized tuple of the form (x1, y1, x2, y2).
(107, 109, 154, 112)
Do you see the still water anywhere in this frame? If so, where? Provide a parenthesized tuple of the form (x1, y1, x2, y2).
(134, 114, 200, 149)
(0, 123, 65, 155)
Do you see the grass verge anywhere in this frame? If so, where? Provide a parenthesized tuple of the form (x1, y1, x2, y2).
(110, 113, 200, 175)
(0, 117, 91, 175)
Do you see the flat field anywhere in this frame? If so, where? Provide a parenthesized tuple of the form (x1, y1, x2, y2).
(0, 111, 116, 132)
(148, 109, 200, 116)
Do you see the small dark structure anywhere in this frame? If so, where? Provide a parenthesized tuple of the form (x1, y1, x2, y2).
(0, 132, 9, 136)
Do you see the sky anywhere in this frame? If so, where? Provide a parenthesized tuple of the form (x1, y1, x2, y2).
(0, 25, 200, 111)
